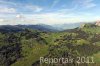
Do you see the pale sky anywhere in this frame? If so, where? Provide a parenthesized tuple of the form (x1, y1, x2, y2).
(0, 0, 100, 25)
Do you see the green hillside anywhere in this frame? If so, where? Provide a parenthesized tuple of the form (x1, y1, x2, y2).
(0, 23, 100, 66)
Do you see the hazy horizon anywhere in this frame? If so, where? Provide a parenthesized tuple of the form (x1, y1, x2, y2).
(0, 21, 96, 26)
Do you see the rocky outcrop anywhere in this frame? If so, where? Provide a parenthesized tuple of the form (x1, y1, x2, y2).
(80, 23, 85, 28)
(95, 20, 100, 26)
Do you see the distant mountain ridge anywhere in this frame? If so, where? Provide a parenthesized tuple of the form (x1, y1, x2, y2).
(17, 24, 58, 32)
(0, 25, 24, 32)
(0, 22, 98, 32)
(0, 24, 58, 32)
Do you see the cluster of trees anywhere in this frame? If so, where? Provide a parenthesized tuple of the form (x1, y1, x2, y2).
(0, 29, 48, 66)
(0, 33, 21, 66)
(21, 29, 48, 44)
(43, 29, 100, 66)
